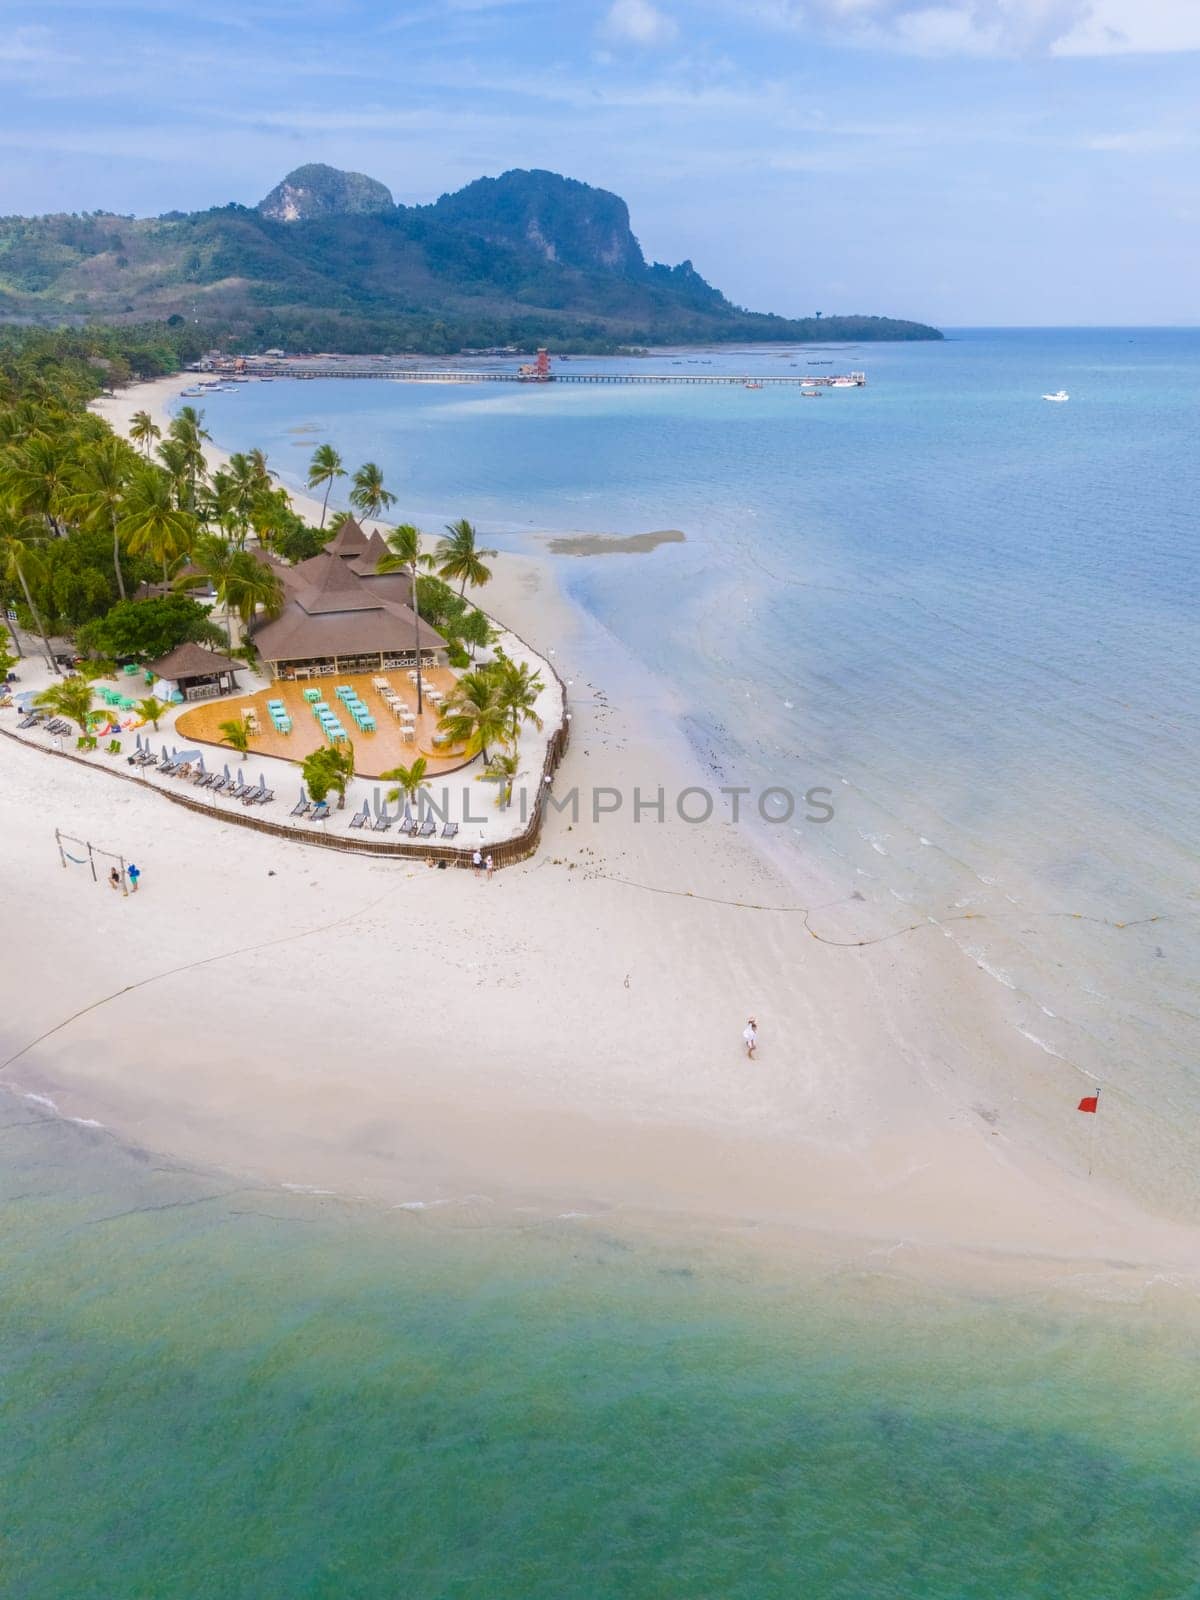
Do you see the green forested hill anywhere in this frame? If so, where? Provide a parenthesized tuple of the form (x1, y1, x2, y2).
(0, 165, 941, 352)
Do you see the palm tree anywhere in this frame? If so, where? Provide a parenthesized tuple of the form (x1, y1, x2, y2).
(377, 522, 434, 714)
(224, 549, 283, 646)
(382, 755, 427, 816)
(483, 749, 522, 809)
(0, 515, 53, 668)
(118, 467, 198, 585)
(246, 448, 274, 489)
(129, 410, 161, 457)
(36, 674, 93, 734)
(349, 462, 396, 521)
(494, 657, 545, 748)
(153, 435, 189, 505)
(307, 444, 345, 529)
(438, 668, 509, 764)
(218, 718, 252, 758)
(305, 739, 352, 806)
(180, 537, 280, 653)
(436, 518, 497, 598)
(0, 433, 74, 537)
(166, 409, 210, 511)
(139, 695, 169, 730)
(61, 434, 136, 600)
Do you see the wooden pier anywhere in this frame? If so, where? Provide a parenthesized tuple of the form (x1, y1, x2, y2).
(220, 364, 867, 388)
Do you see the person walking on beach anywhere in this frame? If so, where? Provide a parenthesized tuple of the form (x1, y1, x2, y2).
(485, 853, 494, 881)
(472, 848, 483, 875)
(743, 1018, 758, 1059)
(127, 862, 141, 894)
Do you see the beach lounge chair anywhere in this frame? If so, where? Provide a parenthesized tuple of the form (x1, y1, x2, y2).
(372, 811, 394, 832)
(241, 784, 264, 805)
(349, 806, 369, 830)
(290, 796, 311, 817)
(226, 779, 247, 799)
(418, 818, 436, 838)
(441, 822, 459, 839)
(209, 776, 227, 794)
(255, 788, 275, 806)
(309, 801, 330, 823)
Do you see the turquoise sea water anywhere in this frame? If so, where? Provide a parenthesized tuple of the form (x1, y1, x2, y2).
(191, 329, 1200, 1216)
(4, 1105, 1199, 1599)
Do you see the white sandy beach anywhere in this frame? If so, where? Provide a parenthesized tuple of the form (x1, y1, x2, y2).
(0, 370, 1196, 1300)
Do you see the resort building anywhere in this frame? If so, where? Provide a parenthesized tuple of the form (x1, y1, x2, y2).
(149, 642, 241, 702)
(251, 517, 448, 681)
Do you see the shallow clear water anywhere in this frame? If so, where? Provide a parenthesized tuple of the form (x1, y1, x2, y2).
(3, 1103, 1199, 1599)
(193, 330, 1200, 1214)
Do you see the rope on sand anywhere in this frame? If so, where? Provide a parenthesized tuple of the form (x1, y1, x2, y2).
(0, 880, 405, 1075)
(591, 873, 1165, 948)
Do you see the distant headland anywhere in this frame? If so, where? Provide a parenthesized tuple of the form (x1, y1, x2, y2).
(0, 164, 942, 355)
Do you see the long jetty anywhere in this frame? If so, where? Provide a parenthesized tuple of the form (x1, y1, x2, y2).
(217, 364, 867, 387)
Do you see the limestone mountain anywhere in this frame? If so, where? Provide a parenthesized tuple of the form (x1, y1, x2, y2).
(428, 170, 647, 277)
(0, 165, 941, 352)
(257, 164, 395, 223)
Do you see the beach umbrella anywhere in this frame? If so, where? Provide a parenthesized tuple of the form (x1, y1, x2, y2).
(135, 733, 142, 752)
(223, 764, 231, 781)
(259, 772, 267, 789)
(196, 753, 206, 775)
(237, 768, 245, 785)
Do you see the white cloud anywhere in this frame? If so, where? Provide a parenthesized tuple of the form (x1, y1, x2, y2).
(733, 0, 1200, 56)
(600, 0, 678, 47)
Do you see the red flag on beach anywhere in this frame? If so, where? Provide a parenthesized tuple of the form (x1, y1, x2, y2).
(1077, 1094, 1099, 1114)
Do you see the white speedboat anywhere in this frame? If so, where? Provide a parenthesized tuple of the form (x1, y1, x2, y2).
(1042, 389, 1069, 402)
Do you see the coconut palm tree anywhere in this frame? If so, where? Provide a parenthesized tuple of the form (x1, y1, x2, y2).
(438, 668, 509, 764)
(382, 756, 427, 816)
(182, 536, 282, 653)
(307, 444, 345, 529)
(0, 433, 75, 537)
(483, 749, 522, 809)
(0, 514, 53, 668)
(298, 743, 355, 810)
(436, 518, 496, 598)
(139, 695, 169, 730)
(225, 548, 283, 644)
(246, 448, 275, 489)
(349, 461, 396, 521)
(129, 410, 161, 457)
(377, 522, 434, 714)
(166, 409, 209, 510)
(154, 437, 191, 509)
(118, 466, 198, 585)
(35, 674, 93, 734)
(218, 718, 252, 758)
(494, 657, 545, 748)
(61, 434, 137, 600)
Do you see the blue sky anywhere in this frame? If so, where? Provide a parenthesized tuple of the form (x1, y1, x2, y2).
(2, 0, 1198, 325)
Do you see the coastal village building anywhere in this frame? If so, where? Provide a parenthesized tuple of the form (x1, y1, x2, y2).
(250, 517, 448, 681)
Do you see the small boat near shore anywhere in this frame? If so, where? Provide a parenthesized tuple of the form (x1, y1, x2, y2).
(1042, 389, 1069, 402)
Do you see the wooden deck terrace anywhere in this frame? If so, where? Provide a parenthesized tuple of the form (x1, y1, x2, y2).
(174, 667, 473, 779)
